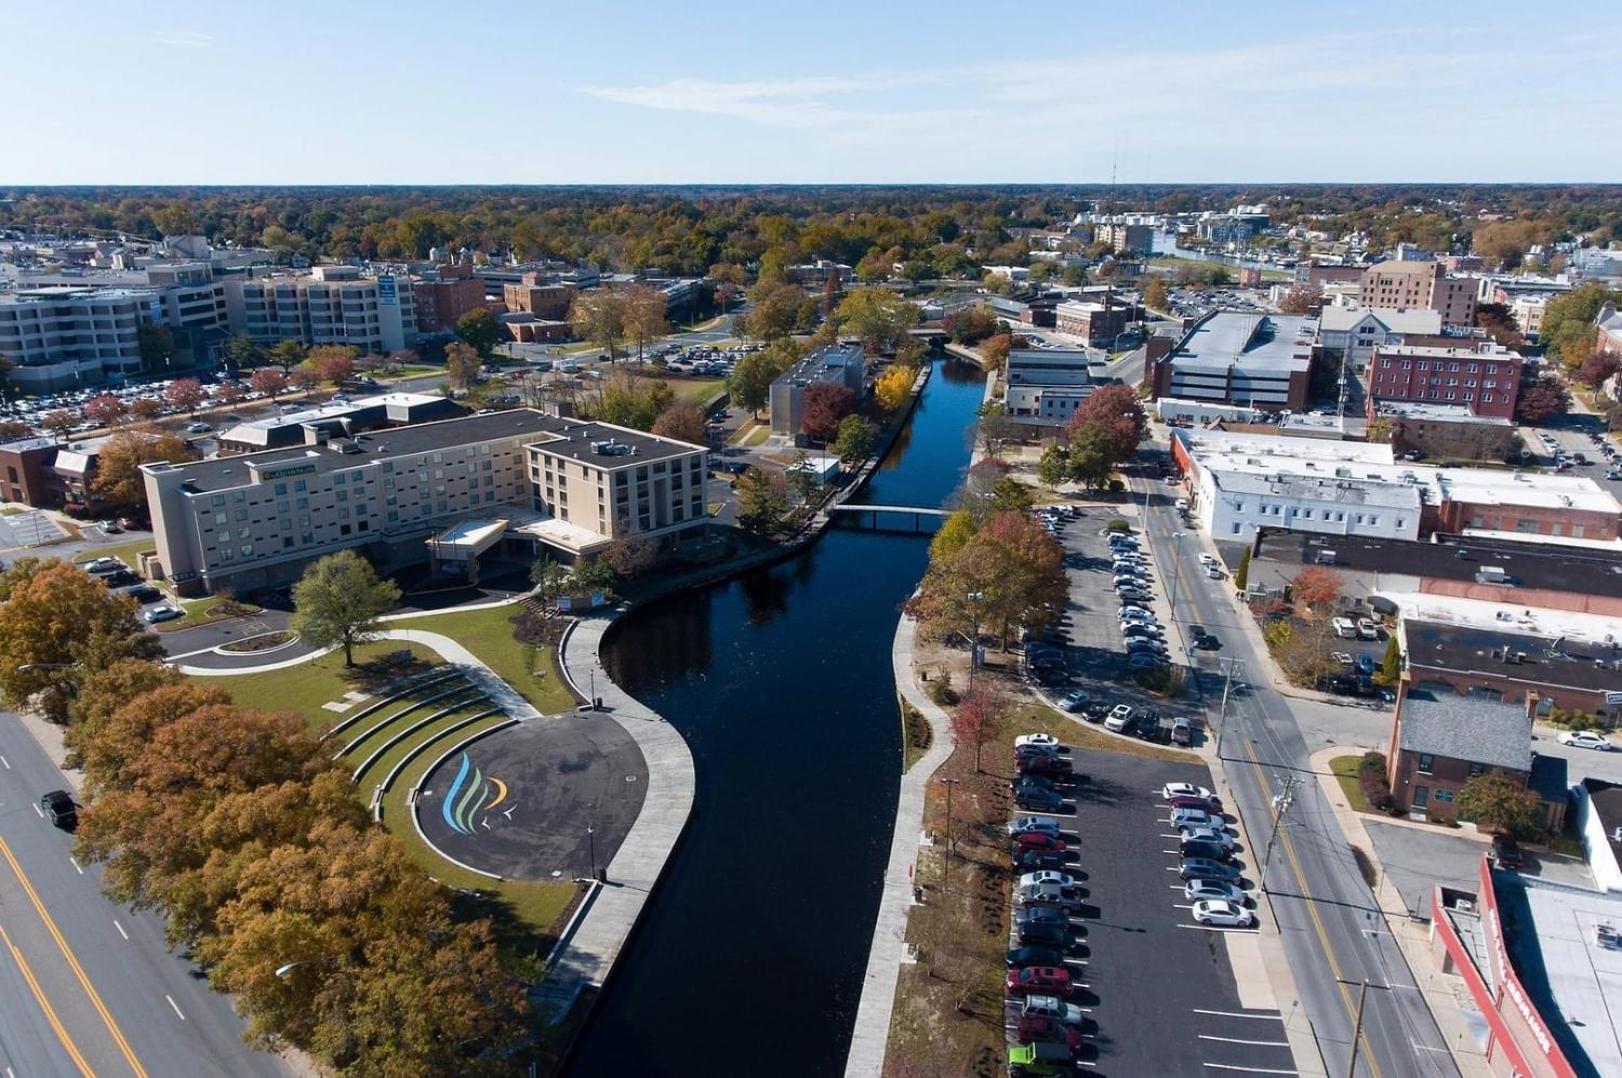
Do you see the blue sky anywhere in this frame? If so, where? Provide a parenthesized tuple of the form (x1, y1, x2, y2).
(4, 1, 1616, 185)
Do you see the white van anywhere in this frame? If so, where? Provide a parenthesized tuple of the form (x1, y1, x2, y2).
(1331, 617, 1358, 639)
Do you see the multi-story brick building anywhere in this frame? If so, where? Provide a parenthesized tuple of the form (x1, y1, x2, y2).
(1366, 342, 1522, 420)
(1054, 296, 1141, 346)
(1360, 260, 1477, 327)
(414, 264, 490, 333)
(142, 409, 708, 595)
(502, 274, 578, 320)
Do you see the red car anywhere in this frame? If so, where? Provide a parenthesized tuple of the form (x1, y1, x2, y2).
(1012, 832, 1067, 853)
(1005, 965, 1072, 997)
(1018, 755, 1072, 777)
(1167, 793, 1221, 812)
(1016, 1016, 1084, 1050)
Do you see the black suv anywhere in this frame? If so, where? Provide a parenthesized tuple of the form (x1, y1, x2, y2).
(1490, 835, 1524, 871)
(40, 790, 76, 830)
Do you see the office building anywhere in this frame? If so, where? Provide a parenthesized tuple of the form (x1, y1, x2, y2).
(1315, 303, 1443, 370)
(768, 343, 866, 436)
(142, 409, 708, 595)
(226, 266, 417, 354)
(502, 274, 578, 320)
(1148, 312, 1316, 410)
(1095, 223, 1153, 255)
(1360, 261, 1477, 327)
(1367, 342, 1522, 420)
(1004, 348, 1114, 424)
(414, 264, 490, 333)
(1054, 296, 1140, 347)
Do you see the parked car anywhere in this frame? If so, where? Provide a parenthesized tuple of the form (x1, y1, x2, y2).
(1016, 921, 1074, 949)
(1015, 1016, 1085, 1051)
(1019, 870, 1079, 890)
(1019, 755, 1073, 778)
(1014, 905, 1071, 929)
(1012, 849, 1070, 872)
(1013, 830, 1067, 854)
(1179, 838, 1234, 862)
(1490, 835, 1525, 870)
(82, 557, 125, 575)
(1005, 966, 1072, 998)
(1179, 824, 1235, 849)
(1015, 786, 1068, 811)
(1007, 815, 1063, 837)
(143, 603, 184, 624)
(1192, 899, 1255, 928)
(1558, 730, 1615, 751)
(1170, 718, 1193, 746)
(1170, 807, 1220, 829)
(1184, 879, 1248, 904)
(1008, 1042, 1076, 1073)
(1021, 993, 1086, 1026)
(1058, 689, 1091, 713)
(1356, 618, 1379, 640)
(1332, 616, 1358, 639)
(40, 789, 76, 830)
(1016, 883, 1083, 910)
(1006, 945, 1066, 969)
(1105, 704, 1134, 732)
(1163, 782, 1214, 801)
(1179, 857, 1243, 882)
(120, 583, 161, 603)
(1168, 792, 1221, 811)
(1016, 733, 1062, 750)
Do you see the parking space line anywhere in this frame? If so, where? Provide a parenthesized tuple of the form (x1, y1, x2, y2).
(31, 802, 43, 818)
(1202, 1065, 1297, 1075)
(1, 755, 9, 769)
(165, 994, 186, 1020)
(1192, 1009, 1283, 1021)
(1178, 923, 1259, 934)
(1198, 1035, 1289, 1047)
(113, 919, 129, 940)
(67, 856, 83, 875)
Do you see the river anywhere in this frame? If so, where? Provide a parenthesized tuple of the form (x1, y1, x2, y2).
(565, 356, 986, 1075)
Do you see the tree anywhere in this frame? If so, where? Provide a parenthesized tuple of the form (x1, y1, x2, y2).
(1290, 566, 1341, 614)
(944, 304, 999, 345)
(165, 377, 206, 414)
(444, 341, 482, 392)
(650, 402, 706, 444)
(84, 393, 129, 428)
(1142, 276, 1169, 312)
(1542, 283, 1622, 364)
(911, 510, 1067, 649)
(1037, 445, 1070, 488)
(225, 332, 264, 371)
(137, 323, 174, 373)
(93, 430, 192, 509)
(0, 561, 159, 723)
(623, 285, 670, 361)
(1066, 427, 1114, 489)
(981, 333, 1012, 370)
(1278, 285, 1322, 315)
(529, 557, 569, 604)
(594, 370, 674, 431)
(930, 509, 977, 562)
(453, 307, 501, 356)
(728, 341, 800, 417)
(569, 290, 629, 362)
(1515, 375, 1570, 424)
(40, 409, 77, 441)
(735, 467, 789, 535)
(289, 364, 323, 393)
(249, 367, 289, 401)
(603, 536, 657, 580)
(830, 415, 876, 464)
(129, 397, 163, 422)
(268, 340, 308, 370)
(289, 551, 401, 667)
(952, 686, 1004, 772)
(1234, 548, 1251, 592)
(800, 383, 857, 442)
(1578, 351, 1622, 389)
(308, 345, 357, 387)
(989, 477, 1034, 514)
(1377, 635, 1402, 686)
(0, 419, 30, 441)
(214, 382, 245, 408)
(835, 287, 919, 354)
(1066, 384, 1147, 464)
(873, 364, 915, 412)
(1456, 770, 1544, 837)
(740, 282, 810, 341)
(570, 557, 617, 595)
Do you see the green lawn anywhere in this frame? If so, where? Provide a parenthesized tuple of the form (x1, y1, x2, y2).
(152, 595, 264, 633)
(343, 699, 490, 780)
(397, 605, 576, 715)
(73, 537, 156, 572)
(212, 641, 443, 733)
(670, 377, 726, 408)
(377, 364, 443, 380)
(1331, 754, 1369, 812)
(730, 422, 770, 447)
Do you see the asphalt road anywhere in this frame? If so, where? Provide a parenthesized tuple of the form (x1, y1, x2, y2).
(1133, 455, 1457, 1078)
(0, 712, 286, 1078)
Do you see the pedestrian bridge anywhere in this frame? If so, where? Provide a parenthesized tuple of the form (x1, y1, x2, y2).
(826, 504, 949, 533)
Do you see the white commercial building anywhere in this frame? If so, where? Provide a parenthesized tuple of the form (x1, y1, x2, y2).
(225, 265, 417, 353)
(1315, 303, 1443, 370)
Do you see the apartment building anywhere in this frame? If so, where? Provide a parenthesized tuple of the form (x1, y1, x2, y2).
(1315, 303, 1443, 370)
(769, 343, 866, 436)
(1095, 223, 1153, 255)
(414, 264, 490, 333)
(1148, 312, 1316, 410)
(502, 274, 578, 320)
(226, 266, 417, 353)
(1367, 342, 1522, 420)
(142, 409, 707, 595)
(1054, 296, 1141, 346)
(1359, 261, 1477, 327)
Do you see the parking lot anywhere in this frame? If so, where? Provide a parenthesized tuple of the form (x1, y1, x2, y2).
(1003, 740, 1294, 1075)
(0, 508, 67, 549)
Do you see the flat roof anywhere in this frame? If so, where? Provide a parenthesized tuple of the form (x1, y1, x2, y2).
(1496, 875, 1622, 1077)
(1215, 470, 1423, 509)
(1374, 401, 1512, 425)
(1168, 311, 1315, 374)
(220, 392, 449, 438)
(1254, 530, 1622, 601)
(1580, 779, 1622, 878)
(148, 409, 702, 493)
(1397, 683, 1532, 772)
(1401, 615, 1622, 699)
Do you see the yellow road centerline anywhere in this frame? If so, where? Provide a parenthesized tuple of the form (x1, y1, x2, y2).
(0, 920, 96, 1077)
(0, 836, 146, 1077)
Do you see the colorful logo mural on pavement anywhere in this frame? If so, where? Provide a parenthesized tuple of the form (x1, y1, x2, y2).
(441, 752, 516, 835)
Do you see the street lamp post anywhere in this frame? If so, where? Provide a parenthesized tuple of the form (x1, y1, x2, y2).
(939, 777, 960, 892)
(587, 824, 602, 882)
(966, 592, 985, 689)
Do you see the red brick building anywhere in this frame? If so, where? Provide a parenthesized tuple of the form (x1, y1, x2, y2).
(414, 264, 492, 333)
(1367, 343, 1522, 421)
(503, 275, 578, 321)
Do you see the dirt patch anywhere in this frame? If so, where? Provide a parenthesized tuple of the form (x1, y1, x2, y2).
(218, 630, 297, 654)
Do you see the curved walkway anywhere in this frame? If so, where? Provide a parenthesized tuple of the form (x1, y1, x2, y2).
(843, 611, 956, 1078)
(534, 613, 696, 1021)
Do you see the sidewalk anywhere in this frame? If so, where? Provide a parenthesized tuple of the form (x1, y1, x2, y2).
(534, 614, 696, 1021)
(1306, 747, 1494, 1078)
(841, 612, 956, 1078)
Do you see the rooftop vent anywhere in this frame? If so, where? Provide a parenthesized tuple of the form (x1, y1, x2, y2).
(590, 439, 634, 457)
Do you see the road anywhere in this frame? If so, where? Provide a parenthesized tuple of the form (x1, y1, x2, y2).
(1132, 453, 1457, 1078)
(0, 712, 287, 1078)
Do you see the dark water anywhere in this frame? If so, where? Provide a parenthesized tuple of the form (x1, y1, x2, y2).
(566, 358, 986, 1076)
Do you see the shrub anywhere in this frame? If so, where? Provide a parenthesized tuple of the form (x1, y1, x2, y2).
(1107, 478, 1125, 493)
(926, 678, 959, 707)
(1357, 752, 1398, 814)
(1105, 518, 1132, 532)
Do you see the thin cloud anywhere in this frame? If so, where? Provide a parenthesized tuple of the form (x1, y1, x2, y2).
(145, 30, 214, 49)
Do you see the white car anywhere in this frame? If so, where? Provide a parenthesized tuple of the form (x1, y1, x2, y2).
(1192, 899, 1254, 928)
(1179, 824, 1236, 849)
(1184, 879, 1247, 904)
(1105, 705, 1134, 732)
(1558, 730, 1616, 752)
(1119, 607, 1154, 622)
(1356, 618, 1378, 640)
(1021, 993, 1086, 1026)
(1170, 807, 1219, 829)
(1020, 870, 1079, 890)
(1015, 733, 1062, 750)
(1197, 553, 1218, 568)
(1162, 782, 1214, 801)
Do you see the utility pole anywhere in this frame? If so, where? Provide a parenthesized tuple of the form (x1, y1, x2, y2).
(1259, 774, 1300, 894)
(940, 777, 960, 892)
(1215, 658, 1245, 760)
(1338, 978, 1389, 1078)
